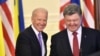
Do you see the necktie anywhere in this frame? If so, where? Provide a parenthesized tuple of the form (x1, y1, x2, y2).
(73, 32, 79, 56)
(38, 32, 42, 50)
(38, 32, 45, 56)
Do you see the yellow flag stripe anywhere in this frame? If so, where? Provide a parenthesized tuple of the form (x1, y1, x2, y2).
(14, 0, 20, 41)
(0, 17, 5, 56)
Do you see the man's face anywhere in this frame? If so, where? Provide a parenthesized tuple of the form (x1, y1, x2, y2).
(64, 13, 82, 32)
(32, 12, 48, 32)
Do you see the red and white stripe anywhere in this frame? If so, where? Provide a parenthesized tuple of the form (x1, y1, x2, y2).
(0, 0, 15, 56)
(82, 0, 94, 28)
(59, 0, 70, 30)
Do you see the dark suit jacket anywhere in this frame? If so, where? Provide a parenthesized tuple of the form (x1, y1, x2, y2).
(89, 51, 100, 56)
(50, 27, 100, 56)
(15, 26, 48, 56)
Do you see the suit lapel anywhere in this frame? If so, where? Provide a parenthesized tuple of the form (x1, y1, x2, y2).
(80, 27, 88, 55)
(29, 26, 47, 55)
(28, 26, 41, 48)
(60, 30, 73, 56)
(41, 32, 48, 56)
(41, 32, 47, 45)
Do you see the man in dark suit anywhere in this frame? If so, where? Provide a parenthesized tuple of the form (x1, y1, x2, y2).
(50, 3, 100, 56)
(15, 8, 48, 56)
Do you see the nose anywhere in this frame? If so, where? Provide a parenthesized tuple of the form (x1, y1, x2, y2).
(40, 20, 47, 25)
(70, 21, 75, 25)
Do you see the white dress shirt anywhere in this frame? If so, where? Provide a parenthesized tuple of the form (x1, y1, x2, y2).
(67, 26, 82, 52)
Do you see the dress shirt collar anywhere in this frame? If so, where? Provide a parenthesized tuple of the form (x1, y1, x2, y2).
(31, 25, 40, 37)
(67, 26, 82, 35)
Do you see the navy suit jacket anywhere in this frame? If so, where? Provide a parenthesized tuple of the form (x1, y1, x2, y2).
(50, 27, 100, 56)
(15, 26, 48, 56)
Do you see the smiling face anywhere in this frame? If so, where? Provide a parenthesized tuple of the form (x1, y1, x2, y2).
(31, 8, 48, 32)
(64, 13, 82, 32)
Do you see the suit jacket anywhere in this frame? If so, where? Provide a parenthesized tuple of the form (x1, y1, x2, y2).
(15, 26, 48, 56)
(50, 27, 100, 56)
(89, 51, 100, 56)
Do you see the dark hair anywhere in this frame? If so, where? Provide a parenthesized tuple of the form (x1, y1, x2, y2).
(63, 3, 82, 17)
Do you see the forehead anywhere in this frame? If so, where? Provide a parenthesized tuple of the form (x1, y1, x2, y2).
(32, 8, 48, 16)
(64, 13, 81, 18)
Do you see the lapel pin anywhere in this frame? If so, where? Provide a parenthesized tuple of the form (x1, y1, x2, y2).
(84, 35, 86, 38)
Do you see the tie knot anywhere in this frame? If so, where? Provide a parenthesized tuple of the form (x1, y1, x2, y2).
(72, 32, 77, 35)
(38, 32, 42, 38)
(38, 32, 41, 36)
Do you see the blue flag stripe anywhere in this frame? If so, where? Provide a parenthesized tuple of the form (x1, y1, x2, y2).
(0, 0, 6, 4)
(18, 0, 25, 32)
(71, 0, 80, 6)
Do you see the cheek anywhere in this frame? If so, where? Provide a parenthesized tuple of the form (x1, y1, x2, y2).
(44, 21, 47, 24)
(76, 20, 81, 25)
(65, 21, 70, 25)
(66, 22, 70, 25)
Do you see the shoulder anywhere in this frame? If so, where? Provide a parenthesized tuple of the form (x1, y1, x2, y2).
(16, 26, 33, 46)
(83, 27, 100, 32)
(19, 26, 31, 35)
(82, 27, 100, 35)
(52, 29, 67, 38)
(17, 26, 33, 39)
(42, 32, 48, 37)
(42, 32, 47, 35)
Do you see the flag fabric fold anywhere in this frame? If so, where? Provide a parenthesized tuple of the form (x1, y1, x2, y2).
(14, 0, 25, 40)
(0, 0, 25, 56)
(0, 17, 5, 56)
(18, 0, 25, 32)
(0, 0, 15, 56)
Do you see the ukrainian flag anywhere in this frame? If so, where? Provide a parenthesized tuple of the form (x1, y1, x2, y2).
(14, 0, 25, 40)
(0, 17, 5, 56)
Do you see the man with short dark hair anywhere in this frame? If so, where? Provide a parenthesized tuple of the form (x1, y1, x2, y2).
(50, 3, 100, 56)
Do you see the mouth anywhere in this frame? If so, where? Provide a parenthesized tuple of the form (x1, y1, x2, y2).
(70, 25, 76, 28)
(39, 25, 45, 29)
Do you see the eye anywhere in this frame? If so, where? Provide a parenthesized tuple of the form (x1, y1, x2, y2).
(43, 19, 47, 22)
(37, 18, 41, 21)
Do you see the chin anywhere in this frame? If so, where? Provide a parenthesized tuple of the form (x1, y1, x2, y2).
(69, 29, 77, 32)
(39, 29, 44, 31)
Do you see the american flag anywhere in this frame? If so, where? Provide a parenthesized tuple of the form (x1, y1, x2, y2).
(0, 0, 15, 56)
(59, 0, 94, 30)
